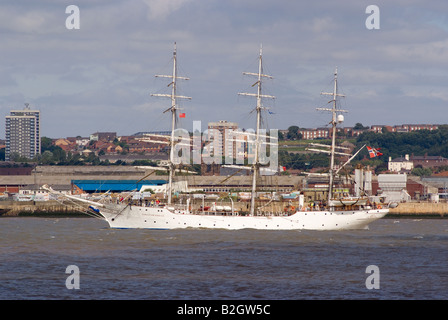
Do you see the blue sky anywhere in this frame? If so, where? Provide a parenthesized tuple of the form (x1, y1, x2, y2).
(1, 0, 448, 138)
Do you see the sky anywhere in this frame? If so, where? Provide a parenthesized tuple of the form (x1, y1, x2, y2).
(1, 0, 448, 139)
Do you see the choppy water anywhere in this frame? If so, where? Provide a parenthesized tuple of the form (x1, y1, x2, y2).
(0, 217, 447, 300)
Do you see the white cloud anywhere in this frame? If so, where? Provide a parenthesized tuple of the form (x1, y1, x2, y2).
(143, 0, 194, 20)
(379, 39, 448, 66)
(0, 7, 59, 34)
(1, 0, 448, 137)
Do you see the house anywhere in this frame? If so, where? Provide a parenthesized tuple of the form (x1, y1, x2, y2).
(298, 128, 329, 140)
(370, 124, 438, 133)
(388, 155, 414, 172)
(127, 138, 167, 153)
(88, 141, 123, 155)
(340, 127, 365, 137)
(388, 153, 448, 173)
(411, 154, 448, 168)
(67, 136, 90, 148)
(90, 132, 117, 142)
(54, 138, 77, 152)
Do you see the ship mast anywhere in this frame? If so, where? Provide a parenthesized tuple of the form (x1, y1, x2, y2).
(151, 42, 191, 204)
(317, 68, 347, 205)
(238, 45, 275, 215)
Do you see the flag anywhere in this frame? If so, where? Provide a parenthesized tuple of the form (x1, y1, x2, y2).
(179, 113, 186, 118)
(367, 146, 383, 158)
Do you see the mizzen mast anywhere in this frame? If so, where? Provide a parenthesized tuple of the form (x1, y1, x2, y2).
(238, 45, 275, 215)
(151, 42, 191, 204)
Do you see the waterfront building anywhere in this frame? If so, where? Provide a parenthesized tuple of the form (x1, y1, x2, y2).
(5, 104, 41, 161)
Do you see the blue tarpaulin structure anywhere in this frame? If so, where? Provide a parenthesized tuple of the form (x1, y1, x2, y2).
(72, 180, 167, 193)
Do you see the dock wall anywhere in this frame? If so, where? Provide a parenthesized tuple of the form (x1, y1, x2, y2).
(388, 202, 448, 218)
(0, 201, 84, 217)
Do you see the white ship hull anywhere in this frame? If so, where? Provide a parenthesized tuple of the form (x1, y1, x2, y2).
(98, 205, 388, 231)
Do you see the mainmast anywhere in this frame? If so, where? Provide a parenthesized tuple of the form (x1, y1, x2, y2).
(151, 42, 191, 204)
(238, 45, 275, 215)
(317, 68, 347, 205)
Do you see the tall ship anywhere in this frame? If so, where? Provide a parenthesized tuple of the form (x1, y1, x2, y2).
(44, 44, 393, 230)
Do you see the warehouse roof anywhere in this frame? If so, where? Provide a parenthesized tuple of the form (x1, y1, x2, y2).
(72, 179, 167, 192)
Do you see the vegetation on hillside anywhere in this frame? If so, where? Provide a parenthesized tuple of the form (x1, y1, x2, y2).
(279, 125, 448, 174)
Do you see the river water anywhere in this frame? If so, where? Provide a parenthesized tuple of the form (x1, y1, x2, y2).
(0, 217, 447, 300)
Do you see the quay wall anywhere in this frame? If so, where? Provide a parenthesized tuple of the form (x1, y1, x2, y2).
(388, 202, 448, 218)
(0, 201, 85, 217)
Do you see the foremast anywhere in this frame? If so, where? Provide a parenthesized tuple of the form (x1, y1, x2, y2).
(238, 45, 275, 215)
(317, 68, 348, 205)
(151, 43, 191, 204)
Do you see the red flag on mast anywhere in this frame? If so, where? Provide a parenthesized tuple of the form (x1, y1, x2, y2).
(367, 146, 383, 158)
(179, 113, 186, 118)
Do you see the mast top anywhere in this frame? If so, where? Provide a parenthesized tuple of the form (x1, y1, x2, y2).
(318, 67, 347, 115)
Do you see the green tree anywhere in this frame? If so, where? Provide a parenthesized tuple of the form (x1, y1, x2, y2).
(354, 127, 448, 171)
(353, 123, 368, 130)
(41, 137, 53, 151)
(286, 125, 301, 140)
(278, 131, 284, 140)
(411, 167, 433, 177)
(40, 150, 54, 164)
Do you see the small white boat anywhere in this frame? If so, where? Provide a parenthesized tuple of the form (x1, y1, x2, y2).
(329, 196, 369, 207)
